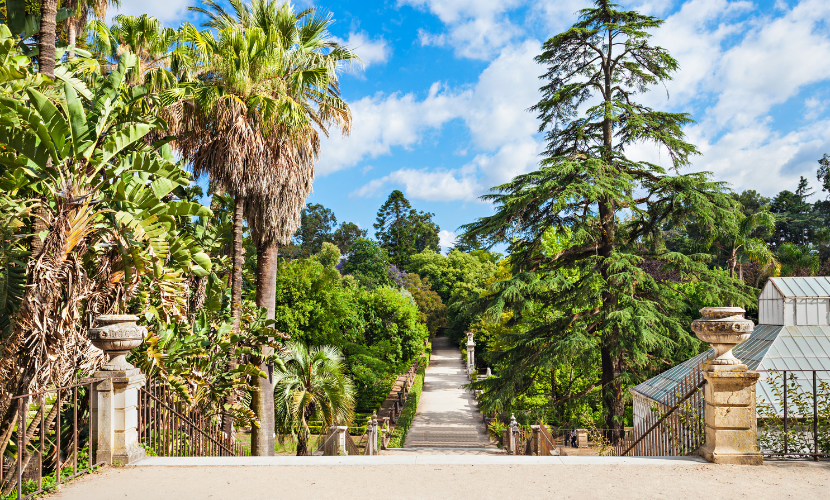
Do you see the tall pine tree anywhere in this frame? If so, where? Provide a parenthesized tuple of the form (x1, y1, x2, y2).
(462, 0, 750, 439)
(374, 190, 439, 266)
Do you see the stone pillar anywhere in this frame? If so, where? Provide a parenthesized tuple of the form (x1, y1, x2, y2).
(87, 315, 147, 465)
(577, 429, 588, 448)
(325, 426, 348, 456)
(466, 331, 476, 377)
(366, 416, 375, 456)
(371, 413, 379, 456)
(508, 414, 518, 455)
(692, 307, 763, 465)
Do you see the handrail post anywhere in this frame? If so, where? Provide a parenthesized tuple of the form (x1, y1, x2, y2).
(509, 414, 518, 455)
(372, 413, 379, 456)
(325, 426, 347, 456)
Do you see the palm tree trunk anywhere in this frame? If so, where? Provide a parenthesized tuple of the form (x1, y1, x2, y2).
(31, 0, 58, 259)
(67, 20, 77, 58)
(250, 242, 279, 456)
(230, 197, 244, 333)
(222, 196, 245, 438)
(38, 0, 58, 78)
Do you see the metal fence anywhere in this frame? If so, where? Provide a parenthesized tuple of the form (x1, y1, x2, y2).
(138, 380, 248, 457)
(756, 369, 830, 460)
(614, 368, 706, 457)
(1, 379, 104, 500)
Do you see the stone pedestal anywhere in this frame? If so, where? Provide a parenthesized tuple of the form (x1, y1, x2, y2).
(325, 426, 348, 456)
(87, 315, 147, 465)
(577, 429, 588, 448)
(466, 332, 476, 377)
(699, 364, 763, 465)
(89, 368, 146, 465)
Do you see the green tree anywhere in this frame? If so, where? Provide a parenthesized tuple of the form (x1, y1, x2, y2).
(332, 221, 367, 254)
(724, 210, 778, 282)
(342, 239, 392, 289)
(777, 243, 820, 277)
(732, 190, 771, 217)
(769, 177, 818, 248)
(295, 203, 337, 256)
(402, 273, 447, 336)
(374, 190, 413, 266)
(62, 1, 120, 58)
(374, 190, 440, 266)
(274, 342, 354, 456)
(461, 0, 750, 440)
(0, 52, 211, 454)
(406, 249, 499, 341)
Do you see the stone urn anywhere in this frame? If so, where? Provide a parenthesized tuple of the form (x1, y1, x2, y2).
(691, 307, 754, 369)
(88, 315, 146, 371)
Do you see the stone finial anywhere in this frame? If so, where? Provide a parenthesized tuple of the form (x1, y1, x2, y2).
(691, 307, 754, 370)
(509, 413, 518, 431)
(88, 315, 146, 372)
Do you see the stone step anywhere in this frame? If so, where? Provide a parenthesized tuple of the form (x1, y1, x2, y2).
(405, 426, 495, 448)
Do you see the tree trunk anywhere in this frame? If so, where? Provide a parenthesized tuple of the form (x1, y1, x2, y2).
(598, 29, 624, 444)
(250, 242, 279, 456)
(31, 0, 58, 258)
(222, 197, 245, 438)
(67, 20, 77, 58)
(38, 0, 58, 79)
(600, 343, 624, 443)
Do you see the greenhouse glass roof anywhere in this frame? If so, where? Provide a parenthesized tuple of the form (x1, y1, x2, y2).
(631, 325, 830, 412)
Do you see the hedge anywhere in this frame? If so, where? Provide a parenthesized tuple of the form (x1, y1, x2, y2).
(386, 352, 430, 448)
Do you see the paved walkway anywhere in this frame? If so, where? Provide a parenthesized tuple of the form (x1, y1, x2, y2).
(52, 460, 830, 500)
(396, 337, 496, 450)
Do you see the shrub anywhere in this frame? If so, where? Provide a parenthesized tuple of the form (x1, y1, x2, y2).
(387, 353, 430, 448)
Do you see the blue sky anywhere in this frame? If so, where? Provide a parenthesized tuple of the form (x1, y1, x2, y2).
(113, 0, 830, 251)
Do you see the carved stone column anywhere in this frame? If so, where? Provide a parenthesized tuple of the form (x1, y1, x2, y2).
(466, 331, 476, 377)
(508, 414, 518, 455)
(692, 307, 762, 465)
(87, 315, 147, 465)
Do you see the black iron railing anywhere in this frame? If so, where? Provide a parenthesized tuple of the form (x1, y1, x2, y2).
(756, 369, 830, 460)
(1, 379, 104, 500)
(616, 368, 706, 457)
(138, 381, 248, 457)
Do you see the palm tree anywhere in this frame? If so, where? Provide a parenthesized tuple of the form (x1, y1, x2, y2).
(63, 1, 121, 57)
(176, 0, 354, 455)
(725, 210, 779, 281)
(91, 13, 192, 91)
(777, 243, 820, 277)
(274, 342, 354, 456)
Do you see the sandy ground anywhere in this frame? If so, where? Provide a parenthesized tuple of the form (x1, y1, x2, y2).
(48, 461, 830, 500)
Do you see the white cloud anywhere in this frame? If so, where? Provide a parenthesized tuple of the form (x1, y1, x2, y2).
(332, 31, 391, 69)
(688, 120, 830, 196)
(461, 40, 542, 149)
(322, 39, 545, 202)
(317, 83, 469, 175)
(399, 0, 525, 59)
(110, 0, 192, 25)
(804, 97, 829, 121)
(351, 169, 481, 201)
(438, 230, 457, 252)
(706, 0, 830, 130)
